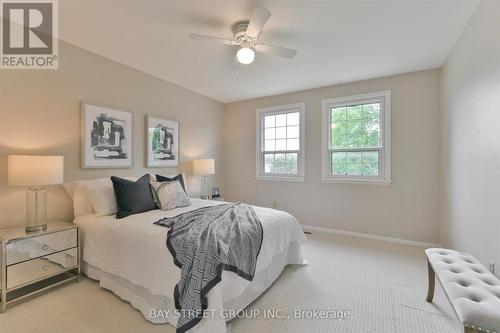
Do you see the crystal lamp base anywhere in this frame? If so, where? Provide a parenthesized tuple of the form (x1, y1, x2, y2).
(25, 224, 47, 233)
(26, 186, 48, 234)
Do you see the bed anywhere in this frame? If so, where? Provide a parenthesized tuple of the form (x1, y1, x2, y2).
(74, 197, 306, 333)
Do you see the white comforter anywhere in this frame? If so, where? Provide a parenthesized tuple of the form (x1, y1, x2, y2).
(75, 199, 306, 331)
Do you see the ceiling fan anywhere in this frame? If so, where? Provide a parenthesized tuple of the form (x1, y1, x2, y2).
(188, 7, 297, 65)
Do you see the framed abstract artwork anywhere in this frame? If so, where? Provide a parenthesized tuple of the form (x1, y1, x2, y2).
(81, 103, 132, 168)
(146, 115, 179, 167)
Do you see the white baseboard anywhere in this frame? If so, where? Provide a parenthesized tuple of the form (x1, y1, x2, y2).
(301, 224, 441, 248)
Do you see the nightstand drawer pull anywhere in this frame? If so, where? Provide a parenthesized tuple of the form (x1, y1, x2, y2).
(6, 248, 78, 290)
(6, 228, 77, 265)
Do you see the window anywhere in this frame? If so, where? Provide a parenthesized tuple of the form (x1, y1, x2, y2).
(256, 103, 305, 181)
(321, 91, 391, 184)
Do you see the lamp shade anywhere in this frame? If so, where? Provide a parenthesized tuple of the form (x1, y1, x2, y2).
(193, 159, 215, 175)
(8, 155, 64, 186)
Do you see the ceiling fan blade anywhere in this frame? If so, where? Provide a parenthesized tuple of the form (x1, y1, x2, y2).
(246, 7, 271, 38)
(188, 33, 237, 45)
(255, 43, 297, 59)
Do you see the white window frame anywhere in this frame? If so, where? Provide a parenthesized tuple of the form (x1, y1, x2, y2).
(255, 102, 306, 182)
(321, 91, 391, 185)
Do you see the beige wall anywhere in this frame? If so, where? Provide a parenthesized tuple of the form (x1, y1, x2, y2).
(224, 69, 441, 244)
(0, 41, 225, 228)
(6, 6, 496, 257)
(440, 0, 500, 276)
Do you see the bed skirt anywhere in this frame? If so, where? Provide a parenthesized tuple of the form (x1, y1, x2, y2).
(83, 240, 305, 332)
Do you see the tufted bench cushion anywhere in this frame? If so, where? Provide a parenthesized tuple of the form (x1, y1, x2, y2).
(426, 248, 500, 333)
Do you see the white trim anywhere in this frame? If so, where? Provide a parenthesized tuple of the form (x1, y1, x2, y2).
(301, 224, 441, 248)
(320, 178, 391, 185)
(320, 91, 391, 184)
(256, 102, 306, 181)
(255, 176, 305, 182)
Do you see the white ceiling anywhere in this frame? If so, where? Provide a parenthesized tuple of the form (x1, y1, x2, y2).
(58, 0, 479, 103)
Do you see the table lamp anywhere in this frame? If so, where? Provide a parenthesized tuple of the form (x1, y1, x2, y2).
(8, 155, 64, 233)
(193, 159, 215, 199)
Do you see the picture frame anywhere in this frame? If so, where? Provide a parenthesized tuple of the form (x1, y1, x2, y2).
(81, 103, 133, 168)
(146, 115, 179, 167)
(211, 187, 221, 198)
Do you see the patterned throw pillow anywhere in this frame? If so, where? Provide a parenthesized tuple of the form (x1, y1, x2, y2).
(156, 174, 187, 193)
(150, 180, 191, 211)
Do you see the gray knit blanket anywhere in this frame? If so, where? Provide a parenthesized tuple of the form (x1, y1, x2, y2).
(154, 203, 263, 333)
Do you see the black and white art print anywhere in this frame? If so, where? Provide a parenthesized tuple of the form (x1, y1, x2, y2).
(82, 104, 132, 168)
(147, 116, 179, 167)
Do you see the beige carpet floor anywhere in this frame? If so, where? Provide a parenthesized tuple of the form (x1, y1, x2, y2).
(0, 232, 462, 333)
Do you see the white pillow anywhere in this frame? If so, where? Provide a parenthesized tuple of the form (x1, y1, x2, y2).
(64, 176, 138, 217)
(63, 181, 94, 217)
(150, 180, 191, 211)
(62, 181, 77, 198)
(85, 179, 118, 217)
(72, 183, 94, 217)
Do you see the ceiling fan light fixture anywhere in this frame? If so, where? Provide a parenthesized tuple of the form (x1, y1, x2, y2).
(189, 7, 297, 67)
(236, 47, 255, 64)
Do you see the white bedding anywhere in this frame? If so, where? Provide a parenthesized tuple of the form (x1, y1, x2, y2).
(75, 198, 306, 332)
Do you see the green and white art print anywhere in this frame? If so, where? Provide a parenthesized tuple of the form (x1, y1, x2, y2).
(146, 116, 179, 167)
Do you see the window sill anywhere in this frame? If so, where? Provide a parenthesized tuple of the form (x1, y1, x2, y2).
(255, 176, 305, 182)
(320, 177, 391, 186)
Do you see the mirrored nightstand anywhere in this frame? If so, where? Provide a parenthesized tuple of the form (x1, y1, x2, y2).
(0, 220, 80, 312)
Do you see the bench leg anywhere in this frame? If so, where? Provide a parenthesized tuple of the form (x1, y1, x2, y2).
(464, 326, 477, 333)
(426, 259, 435, 303)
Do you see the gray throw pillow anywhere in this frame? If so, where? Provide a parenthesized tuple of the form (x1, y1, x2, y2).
(150, 180, 191, 211)
(111, 174, 156, 219)
(156, 174, 187, 193)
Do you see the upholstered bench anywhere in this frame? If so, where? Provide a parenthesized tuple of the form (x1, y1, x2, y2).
(426, 248, 500, 333)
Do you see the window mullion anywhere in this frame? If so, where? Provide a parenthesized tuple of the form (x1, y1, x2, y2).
(330, 148, 381, 153)
(264, 150, 300, 154)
